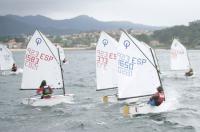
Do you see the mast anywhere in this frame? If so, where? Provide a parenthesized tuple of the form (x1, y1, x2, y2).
(57, 47, 65, 95)
(186, 50, 192, 69)
(150, 48, 165, 100)
(152, 48, 161, 73)
(150, 48, 163, 88)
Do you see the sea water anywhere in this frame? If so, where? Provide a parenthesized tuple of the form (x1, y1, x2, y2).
(0, 49, 199, 132)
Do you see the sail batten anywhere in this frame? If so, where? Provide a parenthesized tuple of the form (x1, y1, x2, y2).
(96, 32, 118, 91)
(117, 32, 160, 99)
(21, 30, 63, 89)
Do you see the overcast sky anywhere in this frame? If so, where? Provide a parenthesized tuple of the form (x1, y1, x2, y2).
(0, 0, 200, 26)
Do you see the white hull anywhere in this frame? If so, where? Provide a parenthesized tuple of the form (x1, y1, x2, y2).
(121, 100, 177, 117)
(1, 68, 23, 75)
(22, 94, 74, 106)
(128, 102, 166, 115)
(161, 71, 195, 79)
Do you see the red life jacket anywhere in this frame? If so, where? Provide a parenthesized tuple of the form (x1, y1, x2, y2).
(157, 92, 165, 105)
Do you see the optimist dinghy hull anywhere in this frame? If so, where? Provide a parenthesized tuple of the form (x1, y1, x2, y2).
(122, 101, 169, 116)
(1, 68, 23, 75)
(10, 68, 23, 75)
(22, 94, 74, 106)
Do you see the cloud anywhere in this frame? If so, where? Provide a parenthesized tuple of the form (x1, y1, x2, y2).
(0, 0, 200, 26)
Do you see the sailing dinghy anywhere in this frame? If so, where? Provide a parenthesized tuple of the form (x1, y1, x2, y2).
(21, 30, 73, 106)
(117, 31, 167, 116)
(170, 39, 194, 77)
(0, 44, 23, 75)
(96, 31, 118, 103)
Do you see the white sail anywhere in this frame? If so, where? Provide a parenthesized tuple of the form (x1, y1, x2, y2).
(21, 30, 63, 89)
(0, 44, 14, 70)
(117, 32, 160, 99)
(170, 39, 190, 70)
(96, 31, 118, 90)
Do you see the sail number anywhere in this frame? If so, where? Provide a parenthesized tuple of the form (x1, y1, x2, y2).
(117, 53, 146, 76)
(96, 50, 116, 69)
(171, 49, 184, 58)
(25, 48, 54, 70)
(40, 53, 54, 61)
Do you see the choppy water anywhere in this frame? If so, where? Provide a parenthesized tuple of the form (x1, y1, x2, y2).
(0, 49, 200, 132)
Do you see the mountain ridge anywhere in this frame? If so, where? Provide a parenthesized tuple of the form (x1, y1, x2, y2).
(0, 15, 163, 36)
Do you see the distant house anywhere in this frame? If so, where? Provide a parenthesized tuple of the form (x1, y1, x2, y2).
(90, 43, 96, 48)
(7, 39, 23, 49)
(7, 39, 17, 48)
(149, 40, 161, 47)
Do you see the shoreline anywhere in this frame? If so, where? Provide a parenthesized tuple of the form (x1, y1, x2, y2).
(10, 47, 200, 52)
(10, 47, 95, 51)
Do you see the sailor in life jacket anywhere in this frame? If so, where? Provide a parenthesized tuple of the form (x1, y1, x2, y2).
(36, 80, 53, 99)
(11, 63, 17, 72)
(185, 68, 193, 77)
(148, 86, 165, 106)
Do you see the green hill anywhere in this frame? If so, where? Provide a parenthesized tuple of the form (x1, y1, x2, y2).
(151, 20, 200, 48)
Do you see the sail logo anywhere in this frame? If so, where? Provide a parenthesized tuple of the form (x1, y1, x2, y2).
(36, 38, 42, 45)
(123, 40, 130, 49)
(102, 39, 108, 47)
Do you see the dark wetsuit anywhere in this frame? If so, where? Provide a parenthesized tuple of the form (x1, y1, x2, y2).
(185, 69, 193, 76)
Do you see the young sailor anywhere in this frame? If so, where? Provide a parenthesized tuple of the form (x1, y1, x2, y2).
(36, 80, 53, 99)
(11, 63, 17, 72)
(185, 68, 193, 76)
(148, 86, 165, 106)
